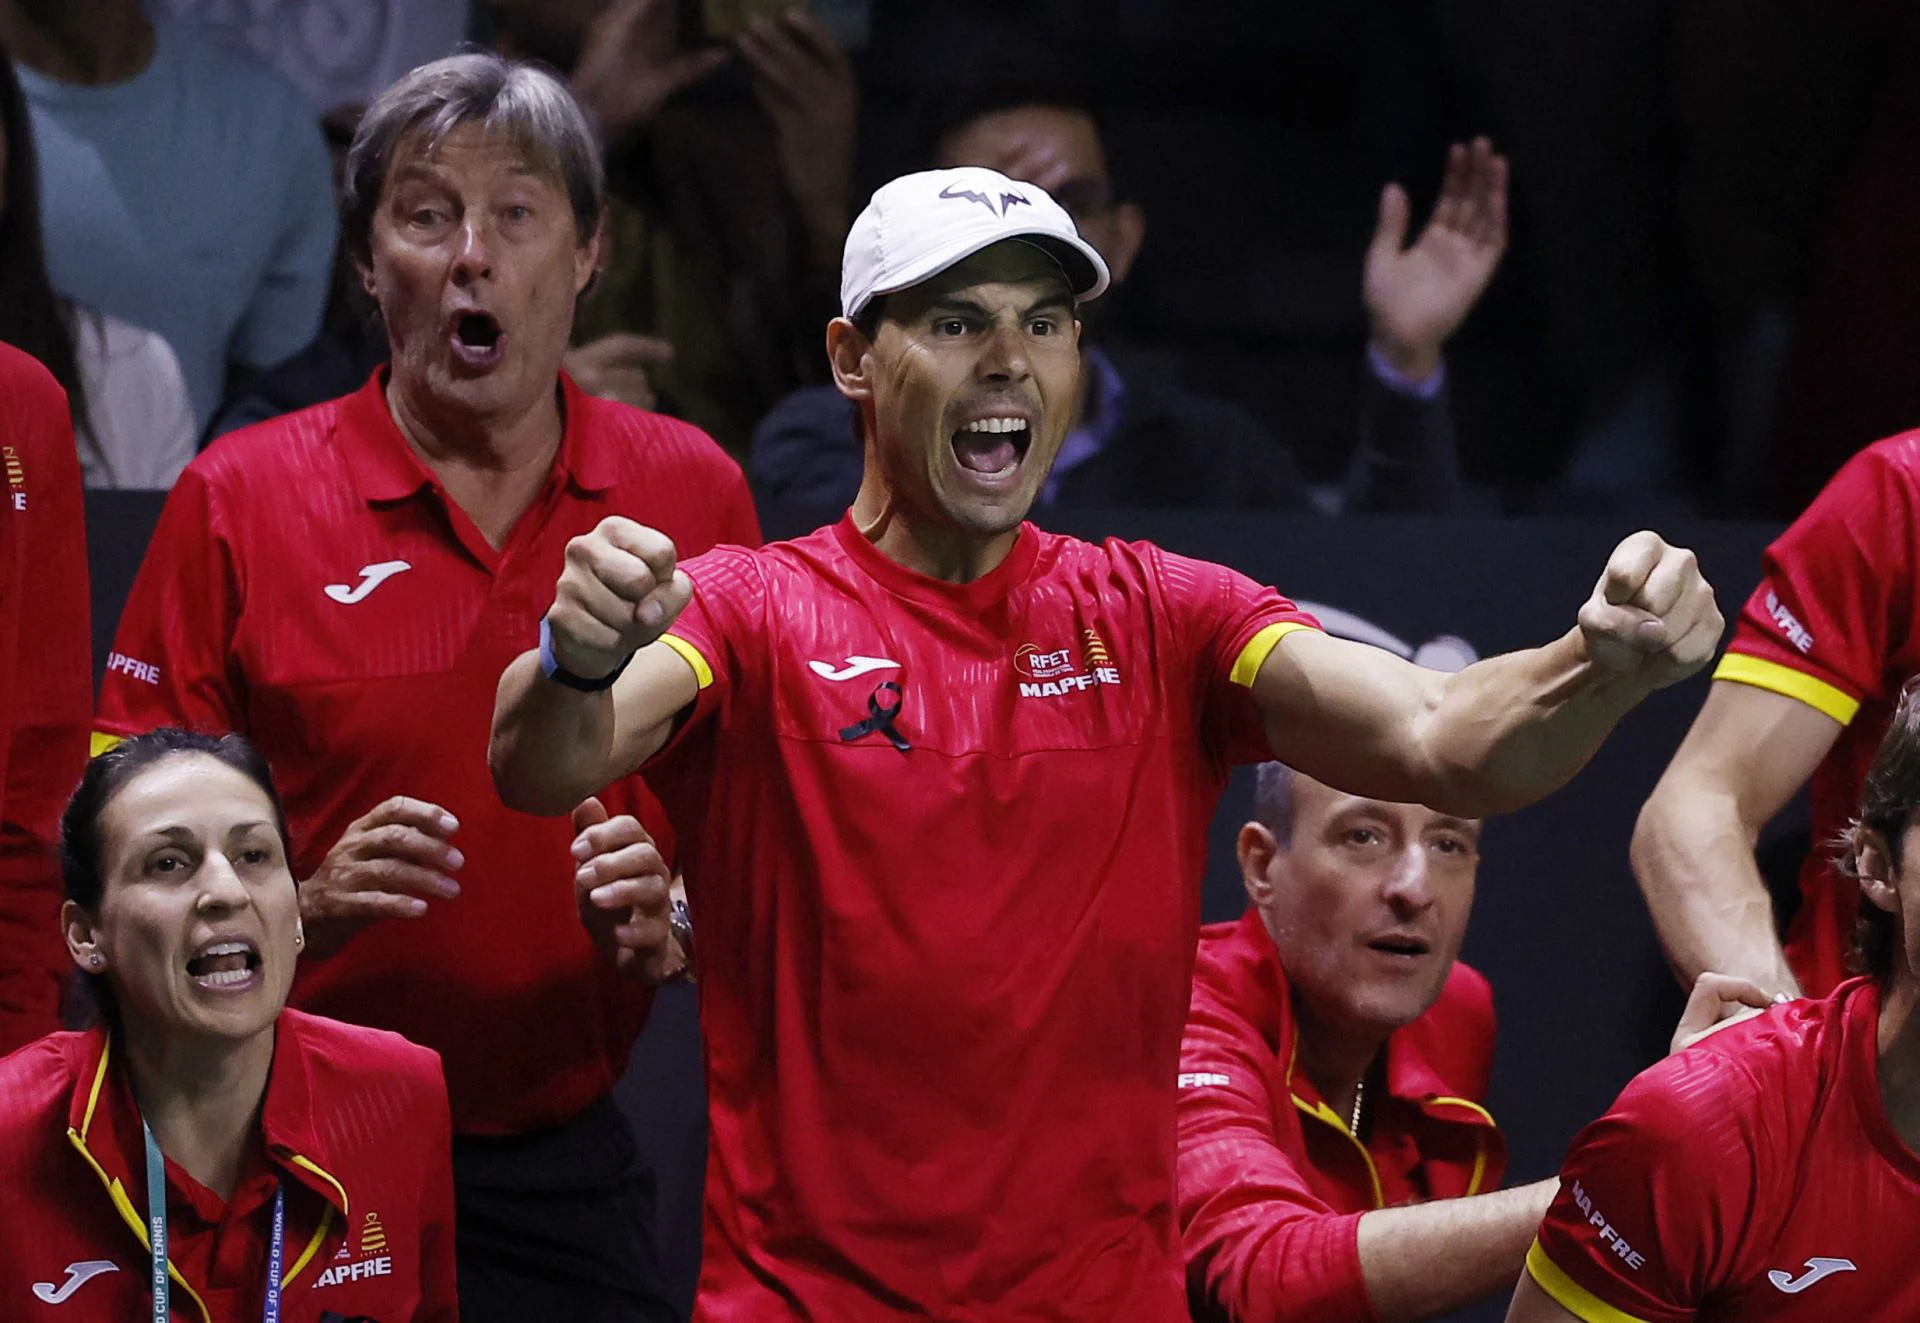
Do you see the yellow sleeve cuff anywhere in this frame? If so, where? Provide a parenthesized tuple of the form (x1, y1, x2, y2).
(1228, 621, 1318, 688)
(1525, 1240, 1656, 1323)
(1712, 652, 1860, 726)
(658, 633, 714, 691)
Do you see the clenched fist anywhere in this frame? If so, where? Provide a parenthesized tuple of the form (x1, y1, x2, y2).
(1577, 531, 1724, 691)
(546, 516, 692, 681)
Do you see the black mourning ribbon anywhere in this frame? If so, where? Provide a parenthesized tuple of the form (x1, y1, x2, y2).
(839, 681, 910, 752)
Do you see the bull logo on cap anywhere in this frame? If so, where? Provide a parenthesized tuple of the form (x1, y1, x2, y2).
(938, 183, 1032, 216)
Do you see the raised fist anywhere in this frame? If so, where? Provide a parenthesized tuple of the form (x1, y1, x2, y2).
(545, 516, 692, 681)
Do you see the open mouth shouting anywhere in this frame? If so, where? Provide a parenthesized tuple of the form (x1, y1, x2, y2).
(448, 309, 506, 372)
(950, 413, 1033, 489)
(185, 936, 264, 993)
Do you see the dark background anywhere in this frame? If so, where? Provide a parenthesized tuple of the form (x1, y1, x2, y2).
(85, 492, 1790, 1321)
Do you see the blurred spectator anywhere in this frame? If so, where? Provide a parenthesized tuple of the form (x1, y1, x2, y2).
(208, 102, 391, 437)
(488, 0, 855, 453)
(0, 0, 338, 434)
(151, 0, 468, 115)
(751, 61, 1503, 513)
(0, 49, 195, 488)
(1664, 0, 1878, 514)
(0, 342, 90, 1055)
(1759, 2, 1920, 515)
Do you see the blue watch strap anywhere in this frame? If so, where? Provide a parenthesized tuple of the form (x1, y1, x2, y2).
(539, 617, 633, 692)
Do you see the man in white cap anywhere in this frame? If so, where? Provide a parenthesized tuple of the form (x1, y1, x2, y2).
(491, 167, 1724, 1319)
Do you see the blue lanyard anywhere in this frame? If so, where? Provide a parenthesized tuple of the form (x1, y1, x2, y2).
(142, 1117, 284, 1323)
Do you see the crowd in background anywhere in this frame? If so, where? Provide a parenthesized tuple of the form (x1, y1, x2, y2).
(9, 5, 1920, 1322)
(2, 0, 1916, 518)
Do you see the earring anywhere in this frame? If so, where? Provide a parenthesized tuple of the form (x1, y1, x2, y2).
(294, 924, 305, 950)
(89, 953, 103, 969)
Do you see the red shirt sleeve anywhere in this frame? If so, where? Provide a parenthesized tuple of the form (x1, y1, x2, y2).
(0, 356, 90, 1055)
(1149, 548, 1320, 768)
(1176, 972, 1373, 1323)
(649, 544, 768, 765)
(1529, 1052, 1762, 1323)
(94, 462, 246, 741)
(1716, 439, 1918, 725)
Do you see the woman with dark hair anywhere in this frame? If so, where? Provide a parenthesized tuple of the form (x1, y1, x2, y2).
(1508, 680, 1920, 1322)
(0, 728, 459, 1321)
(0, 47, 194, 489)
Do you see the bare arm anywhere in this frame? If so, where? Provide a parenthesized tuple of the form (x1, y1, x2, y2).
(1357, 1179, 1558, 1322)
(1631, 680, 1841, 995)
(1255, 627, 1643, 817)
(1504, 1270, 1586, 1323)
(491, 643, 697, 816)
(1252, 533, 1722, 817)
(489, 516, 699, 816)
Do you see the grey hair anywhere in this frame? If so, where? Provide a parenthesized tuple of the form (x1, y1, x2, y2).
(1252, 762, 1298, 848)
(344, 52, 604, 264)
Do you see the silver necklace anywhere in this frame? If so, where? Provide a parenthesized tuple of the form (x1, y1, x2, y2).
(1349, 1077, 1366, 1137)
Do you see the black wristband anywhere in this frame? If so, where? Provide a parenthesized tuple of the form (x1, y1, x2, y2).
(538, 617, 633, 692)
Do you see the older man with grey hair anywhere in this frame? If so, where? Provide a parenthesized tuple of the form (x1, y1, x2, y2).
(95, 52, 760, 1322)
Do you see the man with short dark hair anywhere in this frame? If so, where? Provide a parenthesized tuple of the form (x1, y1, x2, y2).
(1184, 764, 1780, 1323)
(751, 65, 1503, 513)
(1179, 763, 1551, 1322)
(97, 53, 757, 1322)
(0, 0, 337, 436)
(492, 164, 1719, 1318)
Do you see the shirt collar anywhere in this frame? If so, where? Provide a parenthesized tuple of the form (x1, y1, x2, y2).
(336, 368, 620, 505)
(830, 510, 1043, 613)
(1218, 907, 1496, 1129)
(1843, 977, 1920, 1180)
(65, 1020, 352, 1220)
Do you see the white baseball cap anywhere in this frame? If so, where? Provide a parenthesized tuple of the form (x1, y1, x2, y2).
(840, 167, 1111, 320)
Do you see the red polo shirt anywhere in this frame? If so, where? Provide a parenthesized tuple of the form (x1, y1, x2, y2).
(0, 1008, 456, 1322)
(1711, 434, 1920, 995)
(95, 371, 759, 1134)
(648, 518, 1319, 1318)
(1529, 980, 1920, 1321)
(1177, 908, 1505, 1323)
(0, 344, 91, 1056)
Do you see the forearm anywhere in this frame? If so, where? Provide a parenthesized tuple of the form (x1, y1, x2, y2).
(489, 650, 624, 816)
(490, 644, 693, 815)
(1347, 352, 1464, 514)
(1259, 628, 1656, 817)
(1416, 628, 1650, 816)
(1631, 776, 1798, 994)
(1357, 1178, 1559, 1321)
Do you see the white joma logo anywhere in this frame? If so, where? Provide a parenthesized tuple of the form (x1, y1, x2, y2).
(325, 560, 412, 604)
(33, 1261, 119, 1304)
(1769, 1257, 1857, 1294)
(808, 655, 900, 682)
